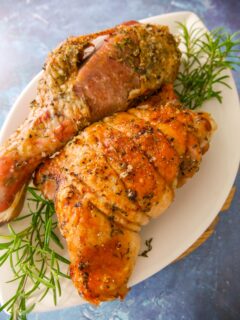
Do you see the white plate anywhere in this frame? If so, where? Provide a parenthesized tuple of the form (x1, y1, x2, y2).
(0, 11, 240, 314)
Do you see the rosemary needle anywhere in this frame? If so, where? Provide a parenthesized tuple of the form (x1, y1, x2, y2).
(0, 186, 70, 319)
(139, 238, 153, 258)
(175, 22, 240, 109)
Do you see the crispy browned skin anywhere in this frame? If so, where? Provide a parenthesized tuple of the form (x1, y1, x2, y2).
(34, 85, 215, 304)
(0, 23, 181, 221)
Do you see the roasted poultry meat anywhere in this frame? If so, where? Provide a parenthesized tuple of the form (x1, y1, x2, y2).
(34, 85, 215, 304)
(0, 22, 181, 221)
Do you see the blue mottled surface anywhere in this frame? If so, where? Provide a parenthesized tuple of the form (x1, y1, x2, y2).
(0, 0, 239, 319)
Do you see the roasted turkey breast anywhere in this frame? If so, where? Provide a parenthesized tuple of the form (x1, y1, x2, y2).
(34, 85, 215, 304)
(0, 22, 180, 221)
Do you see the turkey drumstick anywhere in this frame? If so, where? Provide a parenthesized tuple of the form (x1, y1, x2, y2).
(0, 23, 181, 221)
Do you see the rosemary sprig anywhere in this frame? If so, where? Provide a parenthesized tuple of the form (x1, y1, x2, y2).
(175, 22, 240, 109)
(0, 186, 70, 319)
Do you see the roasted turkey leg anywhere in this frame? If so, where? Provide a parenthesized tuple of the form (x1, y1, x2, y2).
(34, 85, 215, 304)
(0, 23, 180, 221)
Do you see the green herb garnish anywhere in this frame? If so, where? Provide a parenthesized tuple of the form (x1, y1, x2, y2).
(175, 22, 240, 109)
(0, 187, 70, 319)
(139, 238, 153, 258)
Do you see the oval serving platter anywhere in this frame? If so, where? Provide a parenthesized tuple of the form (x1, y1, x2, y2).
(0, 11, 240, 313)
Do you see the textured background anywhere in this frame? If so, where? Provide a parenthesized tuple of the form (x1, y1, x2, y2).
(0, 0, 239, 319)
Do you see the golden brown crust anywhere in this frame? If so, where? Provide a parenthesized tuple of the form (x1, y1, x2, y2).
(34, 85, 215, 304)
